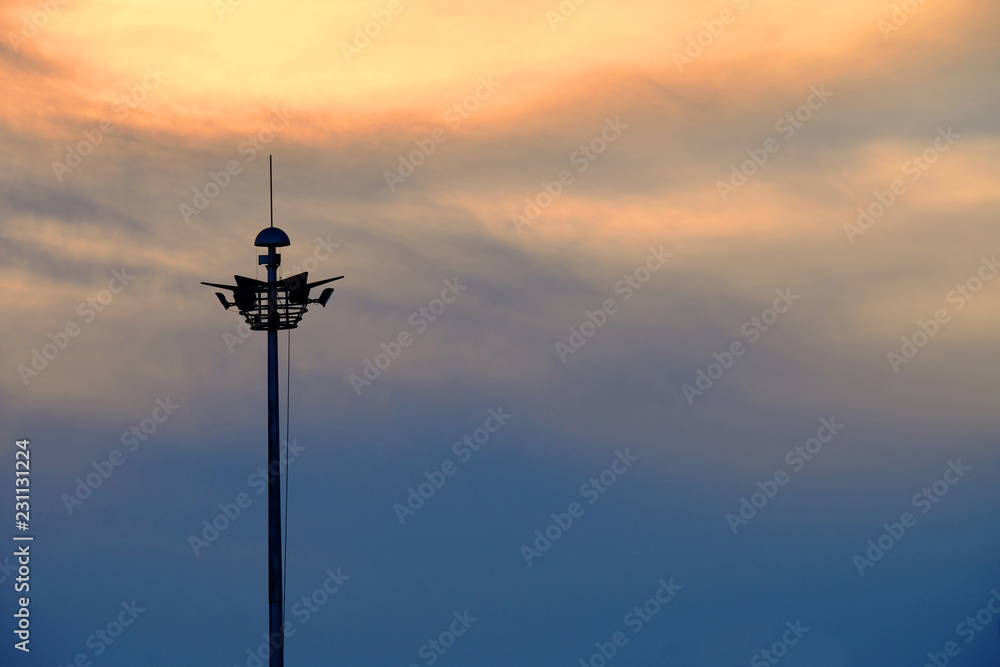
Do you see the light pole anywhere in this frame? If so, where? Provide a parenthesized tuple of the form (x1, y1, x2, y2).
(201, 157, 342, 666)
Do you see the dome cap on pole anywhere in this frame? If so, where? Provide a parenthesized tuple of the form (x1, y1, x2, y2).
(254, 226, 291, 247)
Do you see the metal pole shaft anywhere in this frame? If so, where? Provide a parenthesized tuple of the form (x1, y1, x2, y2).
(266, 248, 284, 667)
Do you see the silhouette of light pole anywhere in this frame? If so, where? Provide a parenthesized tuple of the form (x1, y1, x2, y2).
(201, 157, 342, 666)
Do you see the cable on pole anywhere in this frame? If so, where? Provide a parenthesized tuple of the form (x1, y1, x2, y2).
(282, 327, 291, 630)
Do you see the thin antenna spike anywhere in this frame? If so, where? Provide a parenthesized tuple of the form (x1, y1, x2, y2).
(269, 155, 274, 228)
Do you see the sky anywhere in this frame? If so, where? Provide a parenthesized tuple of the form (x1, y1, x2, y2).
(2, 0, 1000, 665)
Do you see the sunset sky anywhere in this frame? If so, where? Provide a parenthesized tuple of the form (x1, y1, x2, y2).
(3, 0, 1000, 665)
